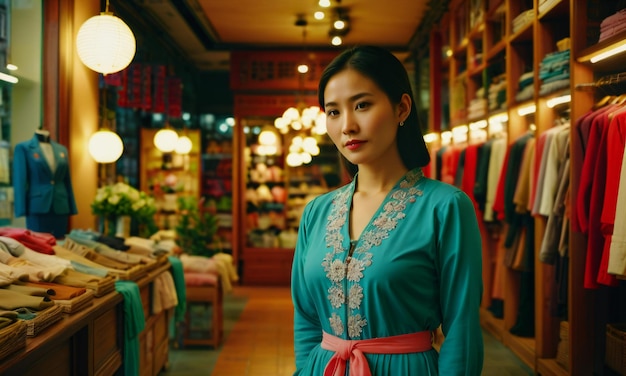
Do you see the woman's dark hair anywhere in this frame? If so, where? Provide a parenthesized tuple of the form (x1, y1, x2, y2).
(318, 45, 430, 177)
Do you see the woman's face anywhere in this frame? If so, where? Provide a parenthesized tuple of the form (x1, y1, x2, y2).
(323, 68, 406, 168)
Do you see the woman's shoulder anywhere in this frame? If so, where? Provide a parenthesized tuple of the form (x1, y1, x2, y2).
(417, 177, 473, 206)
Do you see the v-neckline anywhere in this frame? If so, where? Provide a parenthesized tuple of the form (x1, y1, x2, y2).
(345, 173, 402, 245)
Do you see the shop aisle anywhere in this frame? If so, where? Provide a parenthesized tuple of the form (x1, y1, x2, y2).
(162, 286, 533, 375)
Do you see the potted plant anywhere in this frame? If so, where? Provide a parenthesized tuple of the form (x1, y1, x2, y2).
(175, 196, 220, 257)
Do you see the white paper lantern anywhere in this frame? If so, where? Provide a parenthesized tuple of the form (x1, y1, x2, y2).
(174, 135, 193, 155)
(89, 129, 124, 163)
(154, 128, 179, 153)
(76, 13, 136, 75)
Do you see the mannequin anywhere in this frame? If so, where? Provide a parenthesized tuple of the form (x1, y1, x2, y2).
(12, 127, 78, 238)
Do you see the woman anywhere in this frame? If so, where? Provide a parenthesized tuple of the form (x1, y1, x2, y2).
(291, 45, 484, 375)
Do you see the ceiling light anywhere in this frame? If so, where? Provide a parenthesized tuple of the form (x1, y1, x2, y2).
(319, 0, 331, 7)
(314, 11, 325, 20)
(331, 36, 342, 46)
(75, 0, 136, 75)
(175, 135, 193, 155)
(333, 20, 345, 30)
(297, 64, 309, 74)
(6, 63, 17, 71)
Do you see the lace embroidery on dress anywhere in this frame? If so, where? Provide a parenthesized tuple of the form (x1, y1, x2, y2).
(321, 169, 424, 338)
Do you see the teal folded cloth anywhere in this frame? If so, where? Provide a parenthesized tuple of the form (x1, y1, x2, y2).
(167, 256, 187, 324)
(115, 280, 145, 376)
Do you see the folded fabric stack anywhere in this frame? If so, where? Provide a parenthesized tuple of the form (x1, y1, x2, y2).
(54, 290, 95, 314)
(515, 71, 535, 103)
(489, 74, 507, 111)
(512, 9, 534, 34)
(539, 49, 570, 96)
(179, 252, 239, 294)
(599, 8, 626, 42)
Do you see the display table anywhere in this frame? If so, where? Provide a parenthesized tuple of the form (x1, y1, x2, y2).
(0, 260, 173, 376)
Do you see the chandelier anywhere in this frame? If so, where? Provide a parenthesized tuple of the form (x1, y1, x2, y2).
(273, 104, 326, 167)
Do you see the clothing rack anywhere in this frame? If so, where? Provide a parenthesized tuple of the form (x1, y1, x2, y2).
(575, 71, 626, 94)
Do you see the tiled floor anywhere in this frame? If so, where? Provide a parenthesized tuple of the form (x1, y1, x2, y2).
(161, 286, 534, 375)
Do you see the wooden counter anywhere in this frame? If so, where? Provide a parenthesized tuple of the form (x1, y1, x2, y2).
(0, 260, 174, 376)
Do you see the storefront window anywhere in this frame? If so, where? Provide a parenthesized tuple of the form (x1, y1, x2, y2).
(0, 1, 43, 226)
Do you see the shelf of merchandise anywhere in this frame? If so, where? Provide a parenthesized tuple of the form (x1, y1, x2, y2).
(139, 128, 201, 230)
(423, 0, 626, 374)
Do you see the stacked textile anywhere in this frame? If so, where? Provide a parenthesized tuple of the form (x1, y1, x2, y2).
(538, 0, 561, 14)
(515, 71, 534, 103)
(61, 237, 146, 281)
(468, 87, 487, 119)
(598, 8, 626, 42)
(538, 49, 570, 96)
(180, 252, 239, 294)
(512, 9, 534, 34)
(488, 74, 507, 111)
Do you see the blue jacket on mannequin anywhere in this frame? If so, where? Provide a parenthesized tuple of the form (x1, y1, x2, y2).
(12, 133, 78, 225)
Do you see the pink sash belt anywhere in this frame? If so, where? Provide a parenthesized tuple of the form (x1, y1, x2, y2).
(320, 330, 433, 376)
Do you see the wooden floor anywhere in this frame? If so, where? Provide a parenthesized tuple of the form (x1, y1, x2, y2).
(190, 285, 533, 376)
(212, 286, 296, 376)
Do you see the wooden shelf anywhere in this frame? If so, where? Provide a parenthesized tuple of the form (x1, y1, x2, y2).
(480, 307, 505, 341)
(509, 21, 534, 44)
(537, 358, 570, 376)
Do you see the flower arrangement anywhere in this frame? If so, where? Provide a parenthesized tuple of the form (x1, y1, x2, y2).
(91, 182, 157, 222)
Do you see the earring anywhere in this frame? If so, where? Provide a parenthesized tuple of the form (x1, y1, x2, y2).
(399, 121, 405, 127)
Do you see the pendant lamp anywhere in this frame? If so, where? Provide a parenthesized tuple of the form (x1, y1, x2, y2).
(154, 127, 179, 153)
(88, 129, 124, 163)
(76, 0, 136, 75)
(174, 135, 193, 155)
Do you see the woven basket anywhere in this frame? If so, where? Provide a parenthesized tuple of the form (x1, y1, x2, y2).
(606, 323, 626, 375)
(0, 320, 27, 361)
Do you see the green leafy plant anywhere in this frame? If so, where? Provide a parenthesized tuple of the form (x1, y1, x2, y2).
(175, 196, 220, 257)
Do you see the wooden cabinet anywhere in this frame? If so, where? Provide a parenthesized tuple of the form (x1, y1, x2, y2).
(137, 262, 173, 376)
(0, 291, 124, 376)
(425, 0, 626, 375)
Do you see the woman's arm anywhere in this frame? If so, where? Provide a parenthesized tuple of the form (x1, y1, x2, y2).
(436, 190, 484, 375)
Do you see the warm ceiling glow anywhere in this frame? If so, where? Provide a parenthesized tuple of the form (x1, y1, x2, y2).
(314, 11, 325, 20)
(89, 129, 124, 163)
(297, 64, 309, 74)
(333, 20, 345, 30)
(76, 13, 136, 74)
(331, 36, 342, 46)
(318, 0, 331, 7)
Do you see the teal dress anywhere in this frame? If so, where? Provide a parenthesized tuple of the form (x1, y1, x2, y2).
(292, 168, 484, 375)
